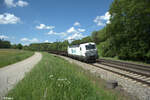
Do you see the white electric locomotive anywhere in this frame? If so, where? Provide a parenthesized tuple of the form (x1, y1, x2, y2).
(67, 42, 98, 62)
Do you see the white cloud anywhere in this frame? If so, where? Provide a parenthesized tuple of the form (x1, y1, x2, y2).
(74, 22, 80, 26)
(0, 35, 9, 39)
(78, 28, 86, 32)
(47, 24, 85, 39)
(21, 38, 39, 43)
(94, 16, 105, 26)
(36, 24, 55, 30)
(47, 30, 67, 37)
(21, 37, 28, 41)
(65, 27, 85, 40)
(47, 30, 57, 35)
(66, 33, 84, 40)
(30, 38, 39, 43)
(0, 13, 20, 24)
(4, 0, 16, 7)
(36, 24, 45, 29)
(106, 20, 110, 24)
(94, 12, 111, 26)
(16, 0, 28, 7)
(44, 40, 49, 42)
(100, 12, 111, 20)
(67, 27, 77, 33)
(67, 27, 85, 33)
(60, 32, 67, 37)
(4, 0, 28, 8)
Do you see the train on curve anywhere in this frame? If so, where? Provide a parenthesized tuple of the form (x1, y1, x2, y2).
(68, 42, 98, 62)
(49, 42, 98, 62)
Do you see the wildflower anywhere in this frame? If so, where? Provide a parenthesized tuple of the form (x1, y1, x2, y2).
(57, 78, 67, 81)
(49, 75, 54, 78)
(3, 97, 13, 100)
(57, 78, 71, 85)
(67, 80, 71, 84)
(58, 84, 61, 87)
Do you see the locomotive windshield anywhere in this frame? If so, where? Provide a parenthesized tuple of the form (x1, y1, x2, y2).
(85, 44, 96, 50)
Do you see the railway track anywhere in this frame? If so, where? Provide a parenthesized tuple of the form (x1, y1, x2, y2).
(49, 51, 150, 87)
(95, 59, 150, 86)
(98, 58, 150, 72)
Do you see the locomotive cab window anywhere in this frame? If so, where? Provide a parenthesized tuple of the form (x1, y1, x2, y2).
(85, 44, 96, 50)
(80, 47, 82, 51)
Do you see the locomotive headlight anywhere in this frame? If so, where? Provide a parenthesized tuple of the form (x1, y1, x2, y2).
(85, 52, 91, 57)
(85, 53, 88, 56)
(85, 52, 90, 57)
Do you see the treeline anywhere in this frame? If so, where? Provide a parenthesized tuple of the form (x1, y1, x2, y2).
(0, 39, 23, 49)
(24, 40, 69, 52)
(71, 36, 93, 45)
(24, 36, 94, 52)
(0, 39, 11, 48)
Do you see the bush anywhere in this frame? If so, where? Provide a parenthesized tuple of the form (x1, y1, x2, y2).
(97, 40, 115, 58)
(0, 39, 11, 48)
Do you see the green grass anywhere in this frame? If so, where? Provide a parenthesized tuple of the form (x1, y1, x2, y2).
(7, 52, 129, 100)
(0, 49, 34, 68)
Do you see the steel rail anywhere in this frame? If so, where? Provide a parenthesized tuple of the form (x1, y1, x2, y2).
(96, 62, 150, 77)
(92, 64, 150, 87)
(97, 59, 150, 72)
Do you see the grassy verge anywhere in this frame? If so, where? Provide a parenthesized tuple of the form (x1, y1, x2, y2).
(0, 49, 34, 68)
(7, 52, 129, 100)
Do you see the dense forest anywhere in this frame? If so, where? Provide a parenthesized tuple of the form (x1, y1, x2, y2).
(92, 0, 150, 63)
(1, 0, 150, 63)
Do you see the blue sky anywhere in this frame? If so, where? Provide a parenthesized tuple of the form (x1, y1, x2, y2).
(0, 0, 113, 45)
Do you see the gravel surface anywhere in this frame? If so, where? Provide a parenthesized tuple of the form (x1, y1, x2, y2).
(0, 52, 42, 99)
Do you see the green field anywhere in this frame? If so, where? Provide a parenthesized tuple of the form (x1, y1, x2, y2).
(7, 52, 129, 100)
(0, 49, 34, 68)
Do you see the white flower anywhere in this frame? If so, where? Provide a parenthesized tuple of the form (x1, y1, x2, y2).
(49, 75, 54, 78)
(57, 78, 67, 81)
(3, 97, 13, 100)
(57, 78, 71, 85)
(58, 84, 61, 87)
(67, 81, 71, 84)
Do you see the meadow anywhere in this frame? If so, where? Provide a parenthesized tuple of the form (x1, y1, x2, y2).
(7, 52, 129, 100)
(0, 49, 34, 68)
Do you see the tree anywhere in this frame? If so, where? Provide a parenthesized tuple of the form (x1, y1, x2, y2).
(11, 44, 17, 49)
(107, 0, 150, 61)
(24, 40, 69, 52)
(17, 44, 23, 49)
(0, 39, 11, 48)
(81, 36, 93, 43)
(91, 31, 99, 44)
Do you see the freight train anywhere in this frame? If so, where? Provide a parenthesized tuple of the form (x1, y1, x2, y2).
(49, 42, 98, 62)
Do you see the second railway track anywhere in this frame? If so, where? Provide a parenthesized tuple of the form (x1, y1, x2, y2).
(95, 59, 150, 87)
(98, 58, 150, 73)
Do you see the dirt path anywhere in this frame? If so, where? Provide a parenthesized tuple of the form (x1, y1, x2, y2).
(0, 52, 42, 99)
